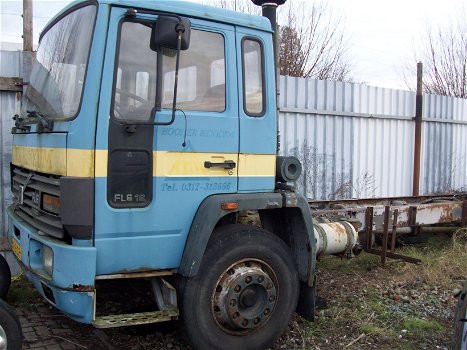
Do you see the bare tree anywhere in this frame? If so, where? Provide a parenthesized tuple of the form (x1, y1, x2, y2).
(279, 2, 352, 81)
(402, 12, 467, 98)
(205, 0, 353, 81)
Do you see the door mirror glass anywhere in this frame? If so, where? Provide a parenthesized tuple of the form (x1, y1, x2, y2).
(150, 16, 191, 51)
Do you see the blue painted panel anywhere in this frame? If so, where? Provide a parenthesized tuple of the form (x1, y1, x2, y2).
(236, 27, 276, 156)
(13, 132, 66, 149)
(66, 3, 110, 150)
(25, 270, 94, 323)
(94, 175, 237, 273)
(238, 176, 275, 193)
(7, 207, 97, 289)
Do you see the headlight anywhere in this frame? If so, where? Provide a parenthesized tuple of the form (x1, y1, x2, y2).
(42, 194, 60, 214)
(42, 245, 54, 276)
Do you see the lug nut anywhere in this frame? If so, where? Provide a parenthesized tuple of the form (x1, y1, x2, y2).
(269, 295, 276, 302)
(264, 308, 270, 316)
(245, 276, 252, 284)
(230, 299, 237, 307)
(266, 283, 272, 290)
(234, 285, 241, 293)
(254, 318, 260, 325)
(233, 312, 239, 319)
(258, 276, 264, 283)
(242, 319, 249, 327)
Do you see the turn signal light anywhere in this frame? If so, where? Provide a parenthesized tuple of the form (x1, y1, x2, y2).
(43, 194, 60, 214)
(221, 202, 239, 211)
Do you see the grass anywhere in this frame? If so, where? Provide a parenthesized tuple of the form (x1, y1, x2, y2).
(402, 316, 444, 334)
(6, 274, 43, 309)
(393, 229, 467, 287)
(300, 232, 466, 349)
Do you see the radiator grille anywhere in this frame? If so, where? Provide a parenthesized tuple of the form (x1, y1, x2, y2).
(11, 166, 64, 239)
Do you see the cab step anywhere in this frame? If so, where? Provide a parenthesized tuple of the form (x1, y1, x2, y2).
(93, 309, 179, 329)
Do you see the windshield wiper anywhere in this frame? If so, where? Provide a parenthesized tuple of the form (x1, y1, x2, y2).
(24, 110, 54, 133)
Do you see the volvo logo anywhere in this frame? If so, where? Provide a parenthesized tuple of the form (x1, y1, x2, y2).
(32, 191, 40, 206)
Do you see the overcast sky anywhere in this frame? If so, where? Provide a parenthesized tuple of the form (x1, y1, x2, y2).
(1, 0, 466, 90)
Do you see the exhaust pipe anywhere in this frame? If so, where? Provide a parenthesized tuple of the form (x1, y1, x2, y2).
(252, 0, 287, 153)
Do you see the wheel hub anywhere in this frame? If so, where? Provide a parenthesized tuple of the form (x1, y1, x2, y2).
(211, 259, 278, 334)
(0, 325, 7, 350)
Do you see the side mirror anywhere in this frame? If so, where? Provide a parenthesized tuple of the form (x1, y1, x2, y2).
(150, 16, 191, 51)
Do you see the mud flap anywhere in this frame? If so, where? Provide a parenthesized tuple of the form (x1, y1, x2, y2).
(296, 280, 315, 321)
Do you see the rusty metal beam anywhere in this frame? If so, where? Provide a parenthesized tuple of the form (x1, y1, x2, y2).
(365, 249, 421, 265)
(364, 207, 374, 250)
(391, 209, 399, 253)
(381, 206, 390, 265)
(462, 200, 467, 227)
(95, 269, 175, 280)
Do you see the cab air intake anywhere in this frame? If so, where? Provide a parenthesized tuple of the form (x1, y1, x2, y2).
(276, 156, 302, 183)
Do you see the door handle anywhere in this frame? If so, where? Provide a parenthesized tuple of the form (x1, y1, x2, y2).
(204, 160, 236, 169)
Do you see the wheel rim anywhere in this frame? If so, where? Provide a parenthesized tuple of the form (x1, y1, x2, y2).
(0, 324, 7, 350)
(211, 258, 278, 335)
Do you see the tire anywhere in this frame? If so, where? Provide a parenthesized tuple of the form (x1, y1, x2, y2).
(0, 299, 23, 350)
(453, 282, 467, 350)
(0, 255, 11, 300)
(179, 224, 299, 350)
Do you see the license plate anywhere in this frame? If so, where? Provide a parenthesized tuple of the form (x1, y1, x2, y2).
(11, 239, 22, 260)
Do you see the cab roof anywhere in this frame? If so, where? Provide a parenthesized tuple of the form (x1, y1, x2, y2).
(53, 0, 272, 32)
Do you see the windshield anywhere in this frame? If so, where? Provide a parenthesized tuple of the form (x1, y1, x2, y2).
(21, 5, 96, 120)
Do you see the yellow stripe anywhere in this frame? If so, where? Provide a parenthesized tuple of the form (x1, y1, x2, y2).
(12, 146, 95, 177)
(155, 152, 237, 177)
(95, 150, 108, 177)
(67, 149, 95, 177)
(13, 146, 276, 178)
(238, 154, 276, 177)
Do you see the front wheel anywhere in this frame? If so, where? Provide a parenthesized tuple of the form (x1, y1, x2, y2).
(0, 255, 11, 300)
(0, 299, 22, 350)
(180, 225, 299, 350)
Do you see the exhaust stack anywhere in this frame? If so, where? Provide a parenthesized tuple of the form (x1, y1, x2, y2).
(252, 0, 287, 153)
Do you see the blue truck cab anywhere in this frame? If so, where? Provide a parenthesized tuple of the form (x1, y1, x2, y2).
(6, 1, 317, 349)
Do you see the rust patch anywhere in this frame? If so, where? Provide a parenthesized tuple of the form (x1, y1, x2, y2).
(326, 222, 347, 237)
(72, 284, 94, 292)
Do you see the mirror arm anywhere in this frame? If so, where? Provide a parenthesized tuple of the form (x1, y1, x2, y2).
(170, 30, 183, 126)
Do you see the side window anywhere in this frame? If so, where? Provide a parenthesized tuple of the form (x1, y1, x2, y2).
(112, 21, 157, 121)
(242, 39, 264, 116)
(162, 29, 225, 112)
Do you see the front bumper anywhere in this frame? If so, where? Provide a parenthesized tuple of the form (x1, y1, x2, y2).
(6, 206, 97, 324)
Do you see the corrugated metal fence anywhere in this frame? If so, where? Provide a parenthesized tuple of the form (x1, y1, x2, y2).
(1, 51, 466, 231)
(279, 76, 467, 200)
(0, 49, 23, 275)
(0, 50, 22, 233)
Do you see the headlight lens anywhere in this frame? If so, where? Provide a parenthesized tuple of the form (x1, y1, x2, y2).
(42, 245, 54, 276)
(42, 194, 60, 214)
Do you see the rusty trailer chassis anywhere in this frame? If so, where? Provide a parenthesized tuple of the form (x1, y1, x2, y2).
(308, 194, 467, 265)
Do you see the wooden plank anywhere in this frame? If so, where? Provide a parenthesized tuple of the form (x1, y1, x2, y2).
(0, 77, 23, 92)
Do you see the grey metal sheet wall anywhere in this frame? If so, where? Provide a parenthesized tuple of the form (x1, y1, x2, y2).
(0, 50, 22, 233)
(279, 76, 466, 200)
(421, 94, 467, 194)
(0, 50, 23, 275)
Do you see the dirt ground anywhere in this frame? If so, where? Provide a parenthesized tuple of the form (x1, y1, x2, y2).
(6, 232, 466, 350)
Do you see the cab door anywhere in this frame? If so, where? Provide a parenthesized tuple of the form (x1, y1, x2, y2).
(94, 7, 238, 274)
